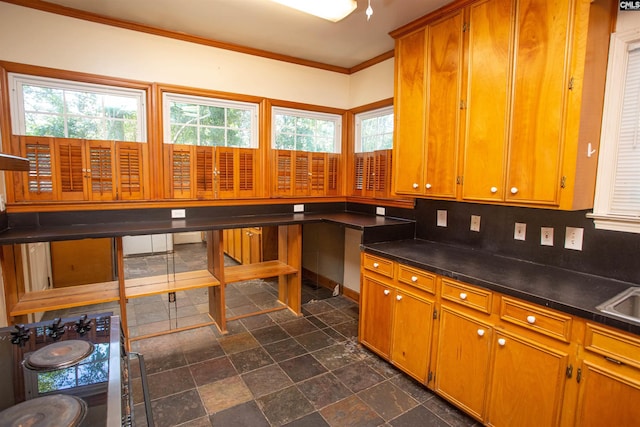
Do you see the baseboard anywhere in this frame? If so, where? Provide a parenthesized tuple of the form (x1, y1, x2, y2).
(302, 268, 360, 304)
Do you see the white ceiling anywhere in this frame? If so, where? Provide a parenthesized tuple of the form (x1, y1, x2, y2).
(41, 0, 450, 69)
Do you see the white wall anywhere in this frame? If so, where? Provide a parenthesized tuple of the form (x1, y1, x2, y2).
(0, 3, 395, 109)
(616, 11, 640, 32)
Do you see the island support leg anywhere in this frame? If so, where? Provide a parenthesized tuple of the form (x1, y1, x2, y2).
(278, 224, 302, 315)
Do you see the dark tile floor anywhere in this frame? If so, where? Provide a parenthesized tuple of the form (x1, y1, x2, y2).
(49, 243, 480, 427)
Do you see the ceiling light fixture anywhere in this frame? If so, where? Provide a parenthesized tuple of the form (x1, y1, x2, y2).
(366, 0, 373, 21)
(270, 0, 357, 22)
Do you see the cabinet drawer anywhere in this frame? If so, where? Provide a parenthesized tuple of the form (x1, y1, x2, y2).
(363, 254, 394, 278)
(441, 278, 492, 314)
(584, 323, 640, 370)
(397, 264, 436, 294)
(500, 297, 572, 342)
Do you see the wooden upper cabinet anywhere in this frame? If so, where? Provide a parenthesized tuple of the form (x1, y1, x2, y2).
(394, 28, 427, 195)
(424, 11, 463, 199)
(461, 0, 513, 202)
(392, 0, 614, 209)
(13, 136, 147, 202)
(505, 0, 571, 206)
(272, 149, 339, 197)
(165, 145, 258, 200)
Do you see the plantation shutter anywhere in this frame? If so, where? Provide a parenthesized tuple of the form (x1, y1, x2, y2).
(56, 138, 85, 201)
(87, 140, 116, 201)
(216, 147, 235, 198)
(274, 150, 293, 196)
(309, 152, 326, 196)
(374, 150, 392, 198)
(195, 147, 215, 199)
(21, 136, 55, 200)
(116, 142, 145, 200)
(327, 153, 339, 196)
(165, 144, 193, 199)
(237, 148, 257, 197)
(295, 152, 310, 196)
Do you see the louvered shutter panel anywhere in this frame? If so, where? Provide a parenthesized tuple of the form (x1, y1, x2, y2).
(195, 146, 215, 199)
(364, 152, 375, 197)
(274, 150, 293, 196)
(116, 142, 146, 200)
(87, 140, 116, 201)
(326, 153, 340, 196)
(374, 149, 392, 198)
(56, 138, 86, 201)
(353, 153, 365, 196)
(165, 144, 194, 199)
(238, 148, 257, 198)
(295, 152, 310, 196)
(216, 147, 235, 199)
(20, 136, 55, 200)
(309, 153, 326, 196)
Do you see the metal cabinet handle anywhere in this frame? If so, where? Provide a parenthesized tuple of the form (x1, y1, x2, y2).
(373, 262, 379, 268)
(383, 289, 390, 296)
(490, 186, 498, 193)
(477, 329, 485, 337)
(396, 295, 403, 301)
(412, 183, 419, 189)
(411, 276, 418, 282)
(459, 292, 467, 300)
(498, 338, 506, 346)
(526, 315, 536, 324)
(510, 187, 518, 194)
(426, 183, 432, 189)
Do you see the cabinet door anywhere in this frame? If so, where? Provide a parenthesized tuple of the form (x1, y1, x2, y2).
(394, 28, 427, 195)
(435, 306, 493, 421)
(462, 0, 512, 202)
(574, 360, 640, 427)
(424, 11, 463, 198)
(487, 330, 569, 427)
(505, 0, 571, 205)
(391, 289, 434, 382)
(360, 275, 393, 358)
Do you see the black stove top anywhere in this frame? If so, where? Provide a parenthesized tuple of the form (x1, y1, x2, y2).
(0, 313, 126, 426)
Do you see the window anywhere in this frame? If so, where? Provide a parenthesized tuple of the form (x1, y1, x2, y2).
(272, 107, 341, 153)
(355, 106, 394, 152)
(9, 74, 146, 142)
(591, 28, 640, 233)
(164, 93, 258, 147)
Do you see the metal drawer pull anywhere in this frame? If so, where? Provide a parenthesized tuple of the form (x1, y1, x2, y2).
(383, 289, 390, 296)
(396, 295, 403, 301)
(411, 276, 418, 282)
(477, 329, 485, 337)
(459, 292, 467, 300)
(373, 262, 379, 268)
(526, 315, 536, 324)
(498, 338, 506, 346)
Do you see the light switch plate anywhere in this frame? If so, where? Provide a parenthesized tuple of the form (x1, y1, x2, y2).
(294, 204, 304, 213)
(541, 227, 554, 246)
(470, 215, 481, 232)
(376, 206, 386, 216)
(437, 210, 447, 227)
(514, 222, 526, 241)
(565, 227, 583, 251)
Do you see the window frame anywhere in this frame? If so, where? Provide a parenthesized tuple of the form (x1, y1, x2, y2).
(8, 73, 147, 142)
(354, 105, 394, 153)
(271, 106, 342, 153)
(162, 92, 259, 148)
(590, 28, 640, 233)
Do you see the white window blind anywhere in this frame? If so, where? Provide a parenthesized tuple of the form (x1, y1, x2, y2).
(610, 46, 640, 215)
(591, 28, 640, 233)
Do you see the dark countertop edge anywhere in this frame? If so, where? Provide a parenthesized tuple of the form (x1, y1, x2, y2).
(0, 212, 415, 244)
(363, 239, 640, 336)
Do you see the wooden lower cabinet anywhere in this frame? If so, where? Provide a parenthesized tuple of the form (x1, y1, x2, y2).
(360, 256, 435, 382)
(573, 323, 640, 427)
(360, 275, 393, 358)
(360, 253, 640, 426)
(486, 329, 570, 427)
(224, 227, 277, 264)
(434, 305, 493, 420)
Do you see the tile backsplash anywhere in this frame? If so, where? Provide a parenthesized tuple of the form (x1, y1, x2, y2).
(414, 199, 640, 284)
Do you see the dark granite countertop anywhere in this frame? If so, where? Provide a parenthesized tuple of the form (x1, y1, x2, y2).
(363, 239, 640, 335)
(0, 212, 414, 244)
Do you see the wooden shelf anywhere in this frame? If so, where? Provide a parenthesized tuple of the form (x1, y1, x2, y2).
(125, 269, 220, 299)
(224, 260, 297, 284)
(10, 281, 120, 316)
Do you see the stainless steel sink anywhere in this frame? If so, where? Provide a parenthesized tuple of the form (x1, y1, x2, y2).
(596, 287, 640, 324)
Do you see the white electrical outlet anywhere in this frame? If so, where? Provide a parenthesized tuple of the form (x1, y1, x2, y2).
(376, 206, 386, 216)
(437, 210, 447, 227)
(470, 215, 481, 232)
(0, 195, 5, 212)
(171, 209, 186, 219)
(565, 227, 584, 251)
(294, 204, 304, 213)
(514, 222, 526, 241)
(541, 227, 554, 246)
